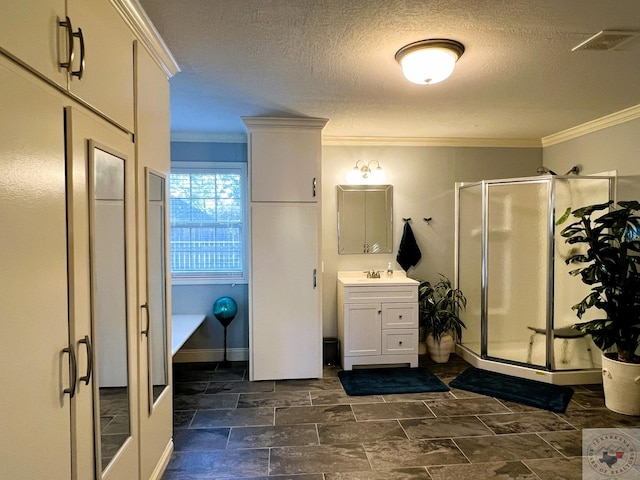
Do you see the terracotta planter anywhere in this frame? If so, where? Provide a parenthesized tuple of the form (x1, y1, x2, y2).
(426, 333, 454, 363)
(601, 353, 640, 416)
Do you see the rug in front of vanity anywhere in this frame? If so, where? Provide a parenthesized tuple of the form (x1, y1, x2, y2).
(449, 367, 574, 413)
(338, 367, 449, 396)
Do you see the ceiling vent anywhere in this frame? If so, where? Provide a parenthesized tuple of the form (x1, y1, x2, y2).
(572, 30, 639, 51)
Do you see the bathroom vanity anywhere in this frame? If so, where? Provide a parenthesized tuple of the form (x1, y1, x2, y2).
(337, 271, 419, 370)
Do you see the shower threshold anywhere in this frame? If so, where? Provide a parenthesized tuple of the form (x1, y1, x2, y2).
(455, 344, 602, 385)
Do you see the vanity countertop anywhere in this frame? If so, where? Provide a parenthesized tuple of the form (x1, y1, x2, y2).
(337, 270, 420, 286)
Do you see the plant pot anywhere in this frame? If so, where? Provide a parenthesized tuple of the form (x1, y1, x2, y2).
(426, 333, 454, 363)
(601, 352, 640, 416)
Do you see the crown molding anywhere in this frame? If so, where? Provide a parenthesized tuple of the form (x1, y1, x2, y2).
(322, 136, 541, 148)
(241, 116, 329, 130)
(542, 104, 640, 147)
(112, 0, 180, 78)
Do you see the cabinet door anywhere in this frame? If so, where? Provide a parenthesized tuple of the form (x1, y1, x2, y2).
(382, 303, 418, 329)
(343, 303, 382, 356)
(251, 204, 321, 380)
(68, 105, 139, 480)
(67, 0, 135, 131)
(0, 0, 67, 88)
(0, 57, 71, 480)
(248, 127, 322, 203)
(135, 43, 173, 480)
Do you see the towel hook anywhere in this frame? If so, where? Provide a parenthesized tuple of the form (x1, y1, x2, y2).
(423, 217, 432, 224)
(402, 217, 411, 223)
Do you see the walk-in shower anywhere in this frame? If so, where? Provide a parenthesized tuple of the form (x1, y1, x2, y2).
(455, 174, 614, 385)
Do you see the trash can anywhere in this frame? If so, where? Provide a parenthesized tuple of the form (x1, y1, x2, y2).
(323, 337, 340, 366)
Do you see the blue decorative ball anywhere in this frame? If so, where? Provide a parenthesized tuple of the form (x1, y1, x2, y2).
(213, 297, 238, 326)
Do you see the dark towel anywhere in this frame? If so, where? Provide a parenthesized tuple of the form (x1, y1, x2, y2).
(396, 222, 421, 271)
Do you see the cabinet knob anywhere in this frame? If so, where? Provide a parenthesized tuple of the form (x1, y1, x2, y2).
(398, 314, 403, 319)
(399, 341, 403, 345)
(378, 310, 382, 315)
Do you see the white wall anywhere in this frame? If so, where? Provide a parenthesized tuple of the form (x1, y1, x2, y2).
(321, 144, 542, 338)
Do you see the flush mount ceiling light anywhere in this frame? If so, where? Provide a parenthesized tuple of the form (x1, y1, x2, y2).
(395, 39, 465, 85)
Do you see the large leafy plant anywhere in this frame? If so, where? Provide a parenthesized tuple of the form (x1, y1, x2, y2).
(418, 275, 467, 343)
(557, 200, 640, 363)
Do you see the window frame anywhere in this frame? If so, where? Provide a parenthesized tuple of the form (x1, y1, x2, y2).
(169, 161, 248, 285)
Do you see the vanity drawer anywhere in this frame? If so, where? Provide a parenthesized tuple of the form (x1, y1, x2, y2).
(382, 329, 418, 355)
(382, 303, 418, 329)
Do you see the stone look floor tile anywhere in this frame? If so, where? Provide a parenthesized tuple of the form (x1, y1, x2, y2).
(173, 428, 230, 451)
(227, 424, 319, 449)
(269, 444, 370, 475)
(318, 420, 407, 444)
(275, 377, 343, 391)
(206, 381, 275, 394)
(237, 390, 311, 408)
(401, 416, 495, 439)
(364, 438, 468, 469)
(454, 433, 563, 462)
(324, 468, 431, 479)
(173, 392, 239, 410)
(427, 460, 538, 480)
(191, 407, 275, 428)
(426, 397, 512, 416)
(275, 404, 355, 425)
(351, 401, 434, 421)
(537, 430, 583, 457)
(311, 390, 384, 405)
(164, 358, 614, 480)
(479, 411, 577, 434)
(522, 456, 583, 480)
(164, 449, 269, 478)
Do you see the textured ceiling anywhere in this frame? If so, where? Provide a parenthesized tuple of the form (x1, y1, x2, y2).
(139, 0, 640, 141)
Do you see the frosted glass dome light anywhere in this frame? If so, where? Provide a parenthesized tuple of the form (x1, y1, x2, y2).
(395, 39, 465, 85)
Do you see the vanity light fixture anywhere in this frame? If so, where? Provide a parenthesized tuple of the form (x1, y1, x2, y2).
(395, 38, 465, 85)
(347, 160, 385, 184)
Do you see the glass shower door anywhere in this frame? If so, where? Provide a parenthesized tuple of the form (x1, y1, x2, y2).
(485, 179, 550, 367)
(457, 183, 483, 356)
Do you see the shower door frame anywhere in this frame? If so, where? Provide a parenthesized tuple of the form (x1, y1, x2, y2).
(455, 175, 615, 373)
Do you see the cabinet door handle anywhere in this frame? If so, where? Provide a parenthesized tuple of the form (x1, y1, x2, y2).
(141, 302, 150, 337)
(71, 28, 85, 79)
(398, 314, 403, 319)
(399, 341, 403, 346)
(312, 177, 317, 197)
(58, 16, 75, 72)
(62, 345, 78, 398)
(313, 269, 317, 289)
(78, 335, 92, 385)
(378, 310, 382, 315)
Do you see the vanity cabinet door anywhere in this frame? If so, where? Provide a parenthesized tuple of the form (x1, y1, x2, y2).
(343, 303, 382, 356)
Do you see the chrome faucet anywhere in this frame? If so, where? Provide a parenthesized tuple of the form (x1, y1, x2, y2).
(364, 270, 381, 278)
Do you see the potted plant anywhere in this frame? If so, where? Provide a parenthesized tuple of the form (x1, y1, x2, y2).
(418, 274, 467, 363)
(557, 200, 640, 416)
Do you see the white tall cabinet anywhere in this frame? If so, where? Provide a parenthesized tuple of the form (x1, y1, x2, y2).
(243, 117, 328, 381)
(0, 1, 178, 479)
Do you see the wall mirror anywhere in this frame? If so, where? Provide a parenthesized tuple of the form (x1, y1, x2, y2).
(89, 143, 131, 473)
(337, 185, 393, 254)
(145, 169, 168, 410)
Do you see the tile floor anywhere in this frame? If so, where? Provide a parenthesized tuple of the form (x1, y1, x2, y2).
(162, 355, 640, 480)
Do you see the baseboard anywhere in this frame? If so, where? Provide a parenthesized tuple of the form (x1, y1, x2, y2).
(173, 347, 249, 363)
(148, 440, 173, 480)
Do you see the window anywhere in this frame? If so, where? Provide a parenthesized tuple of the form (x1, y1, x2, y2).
(169, 162, 247, 283)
